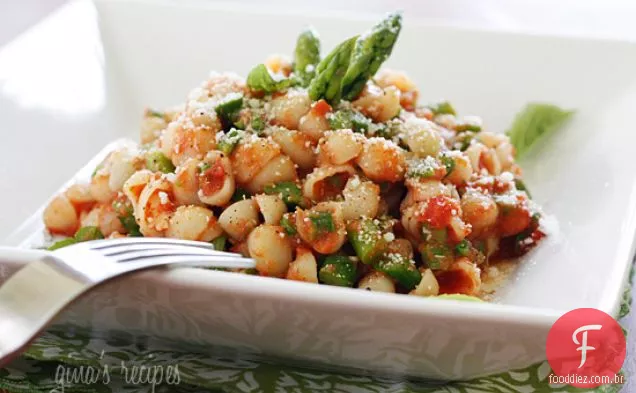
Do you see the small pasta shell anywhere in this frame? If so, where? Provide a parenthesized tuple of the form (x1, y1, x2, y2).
(444, 153, 473, 185)
(401, 179, 451, 211)
(271, 128, 316, 170)
(435, 258, 481, 296)
(254, 194, 287, 225)
(65, 184, 95, 211)
(303, 165, 355, 202)
(404, 122, 445, 158)
(321, 129, 363, 165)
(140, 115, 167, 144)
(477, 131, 506, 149)
(97, 203, 125, 237)
(298, 109, 330, 141)
(286, 247, 319, 283)
(231, 136, 282, 184)
(461, 190, 498, 236)
(410, 269, 440, 297)
(247, 155, 297, 194)
(198, 151, 235, 206)
(136, 175, 176, 236)
(248, 224, 293, 277)
(218, 198, 259, 241)
(173, 158, 203, 206)
(356, 138, 406, 182)
(123, 169, 153, 207)
(358, 271, 396, 293)
(295, 202, 347, 254)
(270, 89, 311, 130)
(43, 194, 79, 236)
(342, 176, 380, 220)
(352, 83, 401, 123)
(167, 205, 223, 241)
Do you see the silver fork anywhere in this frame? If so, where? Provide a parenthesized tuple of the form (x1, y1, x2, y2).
(0, 237, 255, 368)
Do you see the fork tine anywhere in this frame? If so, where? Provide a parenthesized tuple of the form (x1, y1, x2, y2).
(124, 255, 256, 270)
(97, 243, 231, 257)
(87, 238, 215, 250)
(114, 248, 244, 263)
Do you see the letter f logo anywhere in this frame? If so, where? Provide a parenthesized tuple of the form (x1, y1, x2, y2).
(572, 324, 602, 368)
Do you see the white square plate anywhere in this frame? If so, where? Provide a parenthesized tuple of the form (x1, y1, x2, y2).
(3, 0, 636, 380)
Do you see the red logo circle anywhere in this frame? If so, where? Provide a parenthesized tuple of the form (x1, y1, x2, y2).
(546, 308, 625, 388)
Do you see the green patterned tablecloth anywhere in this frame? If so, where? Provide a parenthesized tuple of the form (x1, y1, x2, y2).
(0, 272, 631, 393)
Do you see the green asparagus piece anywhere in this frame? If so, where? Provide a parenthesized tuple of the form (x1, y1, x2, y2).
(294, 27, 321, 86)
(280, 214, 297, 236)
(264, 181, 303, 207)
(375, 253, 422, 290)
(246, 63, 293, 93)
(74, 226, 104, 242)
(215, 93, 243, 126)
(308, 35, 358, 105)
(48, 238, 77, 251)
(454, 239, 471, 257)
(309, 212, 335, 233)
(426, 101, 456, 116)
(118, 211, 142, 237)
(347, 218, 388, 264)
(341, 12, 402, 101)
(319, 255, 357, 287)
(146, 151, 176, 173)
(419, 241, 454, 270)
(211, 236, 227, 251)
(231, 187, 251, 202)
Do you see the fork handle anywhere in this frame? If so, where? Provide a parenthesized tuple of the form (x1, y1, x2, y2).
(0, 257, 88, 368)
(0, 247, 49, 266)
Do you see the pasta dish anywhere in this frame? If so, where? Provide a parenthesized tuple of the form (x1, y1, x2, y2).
(42, 13, 546, 298)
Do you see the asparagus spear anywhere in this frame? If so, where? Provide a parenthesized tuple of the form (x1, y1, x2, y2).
(294, 27, 321, 86)
(308, 35, 358, 105)
(341, 12, 402, 101)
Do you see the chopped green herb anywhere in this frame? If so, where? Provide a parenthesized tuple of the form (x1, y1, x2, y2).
(241, 268, 259, 275)
(264, 182, 303, 207)
(211, 236, 227, 251)
(199, 162, 211, 172)
(506, 103, 574, 159)
(48, 238, 77, 251)
(280, 215, 297, 236)
(74, 226, 104, 242)
(319, 255, 357, 287)
(247, 64, 293, 93)
(146, 151, 176, 173)
(309, 212, 335, 233)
